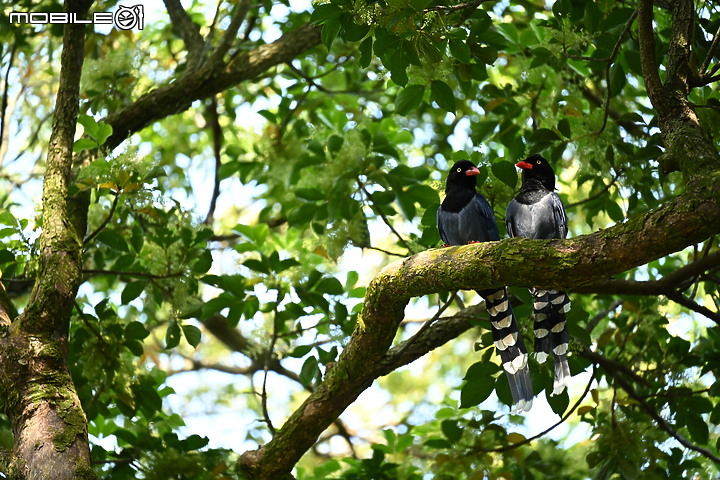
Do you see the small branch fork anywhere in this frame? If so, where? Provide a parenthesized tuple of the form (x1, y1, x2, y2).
(574, 251, 720, 325)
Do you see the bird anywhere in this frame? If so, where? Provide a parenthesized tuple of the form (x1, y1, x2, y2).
(505, 154, 571, 396)
(437, 159, 533, 412)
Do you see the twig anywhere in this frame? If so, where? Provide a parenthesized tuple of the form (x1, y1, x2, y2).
(424, 0, 493, 13)
(261, 290, 282, 435)
(394, 292, 462, 359)
(83, 192, 120, 246)
(0, 41, 17, 165)
(208, 0, 252, 66)
(585, 299, 624, 333)
(700, 21, 720, 74)
(358, 180, 415, 254)
(162, 0, 206, 70)
(607, 360, 720, 464)
(474, 365, 596, 453)
(365, 245, 406, 257)
(565, 171, 620, 209)
(598, 9, 638, 135)
(73, 300, 106, 346)
(204, 97, 223, 224)
(82, 269, 184, 279)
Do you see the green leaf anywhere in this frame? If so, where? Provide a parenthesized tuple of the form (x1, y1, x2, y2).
(182, 434, 209, 451)
(165, 321, 182, 349)
(121, 281, 145, 304)
(77, 114, 98, 137)
(299, 356, 319, 386)
(460, 379, 494, 408)
(448, 37, 471, 63)
(546, 389, 569, 416)
(125, 321, 150, 340)
(685, 414, 709, 445)
(610, 62, 626, 93)
(441, 419, 463, 443)
(530, 47, 552, 68)
(73, 138, 98, 152)
(321, 17, 342, 49)
(395, 84, 425, 116)
(125, 339, 144, 356)
(309, 3, 342, 25)
(315, 277, 344, 295)
(430, 80, 456, 112)
(95, 122, 113, 145)
(181, 324, 202, 348)
(191, 249, 213, 275)
(96, 230, 129, 252)
(130, 223, 144, 252)
(491, 160, 518, 189)
(464, 361, 501, 380)
(359, 36, 373, 68)
(296, 188, 325, 200)
(558, 118, 572, 138)
(605, 201, 624, 222)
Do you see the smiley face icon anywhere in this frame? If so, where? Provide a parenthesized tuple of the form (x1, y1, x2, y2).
(114, 5, 144, 30)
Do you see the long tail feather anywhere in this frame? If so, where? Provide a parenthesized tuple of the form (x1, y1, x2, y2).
(531, 288, 571, 395)
(480, 288, 533, 412)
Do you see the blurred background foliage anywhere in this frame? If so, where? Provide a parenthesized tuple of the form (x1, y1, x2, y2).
(0, 0, 719, 478)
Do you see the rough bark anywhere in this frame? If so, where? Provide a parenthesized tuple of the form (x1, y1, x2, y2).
(238, 1, 720, 477)
(0, 1, 96, 479)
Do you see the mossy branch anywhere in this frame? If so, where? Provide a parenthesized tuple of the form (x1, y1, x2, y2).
(239, 163, 720, 478)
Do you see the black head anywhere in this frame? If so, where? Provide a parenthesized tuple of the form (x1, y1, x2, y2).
(515, 154, 556, 191)
(445, 160, 481, 192)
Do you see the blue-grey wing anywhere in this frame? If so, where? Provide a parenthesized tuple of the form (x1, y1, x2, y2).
(437, 194, 499, 245)
(505, 193, 563, 240)
(437, 206, 449, 244)
(472, 194, 500, 241)
(550, 192, 568, 239)
(505, 199, 520, 238)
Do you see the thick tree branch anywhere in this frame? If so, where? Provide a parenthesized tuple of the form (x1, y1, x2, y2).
(638, 0, 664, 112)
(239, 165, 720, 477)
(0, 1, 97, 478)
(163, 0, 206, 70)
(104, 24, 321, 150)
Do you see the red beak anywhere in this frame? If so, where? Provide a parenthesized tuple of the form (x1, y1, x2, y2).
(515, 161, 533, 170)
(465, 166, 481, 176)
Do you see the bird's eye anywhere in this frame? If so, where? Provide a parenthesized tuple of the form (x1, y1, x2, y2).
(456, 168, 462, 172)
(536, 160, 541, 164)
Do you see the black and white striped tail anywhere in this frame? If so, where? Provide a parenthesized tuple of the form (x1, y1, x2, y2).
(480, 288, 533, 412)
(531, 288, 571, 395)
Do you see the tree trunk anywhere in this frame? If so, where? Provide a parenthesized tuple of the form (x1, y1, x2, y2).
(0, 1, 96, 478)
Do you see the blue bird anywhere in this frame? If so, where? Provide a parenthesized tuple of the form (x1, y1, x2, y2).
(437, 160, 533, 412)
(506, 154, 571, 396)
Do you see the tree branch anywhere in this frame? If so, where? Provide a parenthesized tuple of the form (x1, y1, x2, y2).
(162, 0, 206, 70)
(602, 353, 720, 464)
(83, 192, 120, 246)
(638, 0, 665, 112)
(1, 1, 97, 477)
(474, 365, 596, 453)
(208, 0, 252, 66)
(204, 97, 223, 225)
(104, 24, 322, 151)
(574, 252, 720, 324)
(239, 155, 720, 477)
